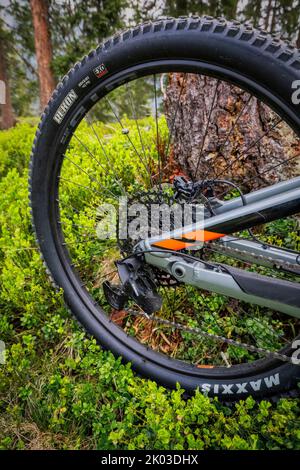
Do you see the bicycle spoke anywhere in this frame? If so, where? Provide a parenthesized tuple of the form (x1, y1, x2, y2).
(54, 69, 300, 372)
(125, 82, 153, 186)
(194, 79, 220, 180)
(153, 74, 162, 190)
(63, 154, 119, 201)
(164, 73, 187, 163)
(105, 96, 151, 180)
(59, 176, 104, 198)
(216, 150, 300, 201)
(85, 117, 127, 195)
(213, 117, 283, 181)
(218, 93, 253, 158)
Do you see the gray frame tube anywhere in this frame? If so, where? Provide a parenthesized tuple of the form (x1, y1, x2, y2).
(143, 249, 300, 318)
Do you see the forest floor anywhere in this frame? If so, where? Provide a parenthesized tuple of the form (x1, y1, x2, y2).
(0, 121, 300, 450)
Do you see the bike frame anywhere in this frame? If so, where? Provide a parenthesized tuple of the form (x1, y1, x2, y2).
(136, 176, 300, 318)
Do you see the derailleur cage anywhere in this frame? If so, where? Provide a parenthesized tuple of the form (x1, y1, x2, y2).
(103, 256, 162, 315)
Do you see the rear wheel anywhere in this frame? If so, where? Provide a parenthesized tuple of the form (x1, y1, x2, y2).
(29, 17, 300, 400)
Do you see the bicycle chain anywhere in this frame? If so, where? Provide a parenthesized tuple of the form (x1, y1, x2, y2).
(208, 241, 300, 272)
(127, 308, 294, 363)
(119, 189, 298, 364)
(127, 241, 300, 365)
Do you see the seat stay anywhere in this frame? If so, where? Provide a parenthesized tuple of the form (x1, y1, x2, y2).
(135, 179, 300, 318)
(211, 175, 300, 216)
(143, 184, 300, 251)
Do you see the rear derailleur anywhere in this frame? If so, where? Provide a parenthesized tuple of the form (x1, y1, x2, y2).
(103, 176, 221, 315)
(103, 257, 162, 315)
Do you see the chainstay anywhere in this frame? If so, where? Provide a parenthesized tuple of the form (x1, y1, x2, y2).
(207, 240, 300, 272)
(124, 198, 298, 364)
(127, 309, 294, 364)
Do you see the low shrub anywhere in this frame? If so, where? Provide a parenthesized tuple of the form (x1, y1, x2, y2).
(0, 122, 299, 450)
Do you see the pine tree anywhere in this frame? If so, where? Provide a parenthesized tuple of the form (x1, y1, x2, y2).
(30, 0, 55, 109)
(163, 1, 299, 188)
(0, 25, 15, 129)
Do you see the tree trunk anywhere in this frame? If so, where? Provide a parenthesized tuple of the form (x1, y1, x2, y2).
(264, 0, 273, 30)
(164, 73, 299, 191)
(30, 0, 55, 110)
(0, 36, 15, 130)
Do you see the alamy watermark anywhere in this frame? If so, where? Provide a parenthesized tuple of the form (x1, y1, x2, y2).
(291, 80, 300, 105)
(0, 340, 5, 365)
(95, 197, 205, 249)
(291, 339, 300, 365)
(0, 80, 5, 105)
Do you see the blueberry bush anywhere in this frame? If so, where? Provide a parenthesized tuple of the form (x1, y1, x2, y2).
(0, 121, 300, 450)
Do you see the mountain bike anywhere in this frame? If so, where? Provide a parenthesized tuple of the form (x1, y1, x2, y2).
(29, 17, 300, 400)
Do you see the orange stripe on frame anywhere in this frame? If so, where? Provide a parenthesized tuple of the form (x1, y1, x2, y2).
(153, 239, 191, 250)
(184, 229, 225, 242)
(153, 230, 225, 250)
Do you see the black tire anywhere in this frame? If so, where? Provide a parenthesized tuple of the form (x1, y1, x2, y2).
(29, 16, 300, 401)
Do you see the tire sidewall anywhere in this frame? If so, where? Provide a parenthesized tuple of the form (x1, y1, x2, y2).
(30, 19, 300, 400)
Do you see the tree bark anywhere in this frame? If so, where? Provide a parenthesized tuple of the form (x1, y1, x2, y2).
(264, 0, 273, 30)
(0, 36, 15, 130)
(30, 0, 55, 110)
(164, 73, 300, 192)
